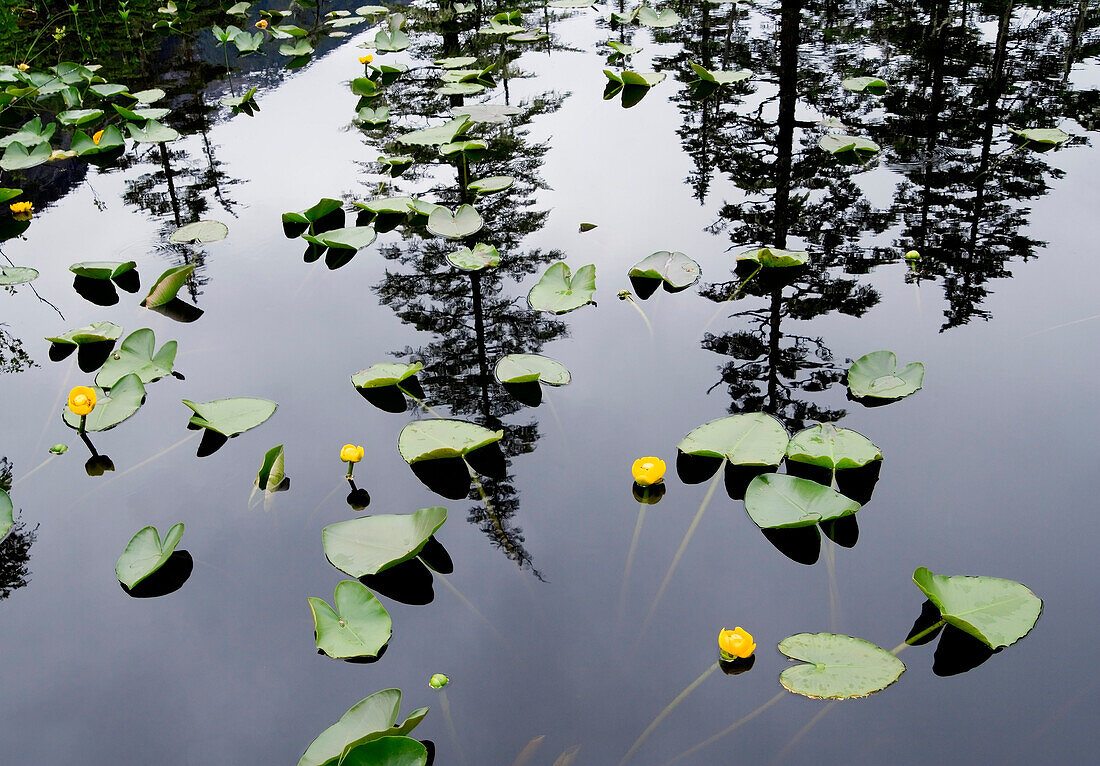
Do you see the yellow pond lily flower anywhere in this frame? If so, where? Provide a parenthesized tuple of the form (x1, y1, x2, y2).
(92, 129, 105, 145)
(631, 456, 666, 486)
(340, 444, 364, 463)
(10, 201, 32, 220)
(255, 19, 268, 29)
(718, 627, 756, 659)
(68, 386, 97, 416)
(359, 54, 373, 64)
(17, 63, 29, 72)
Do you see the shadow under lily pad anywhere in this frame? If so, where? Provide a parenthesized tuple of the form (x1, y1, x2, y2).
(120, 550, 193, 598)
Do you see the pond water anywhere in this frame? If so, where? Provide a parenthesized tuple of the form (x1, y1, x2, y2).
(2, 1, 1099, 764)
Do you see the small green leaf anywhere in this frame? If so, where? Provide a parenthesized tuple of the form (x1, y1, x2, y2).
(49, 443, 68, 455)
(95, 328, 177, 388)
(1, 141, 51, 171)
(57, 109, 104, 126)
(427, 205, 484, 239)
(309, 581, 392, 659)
(1009, 127, 1070, 145)
(736, 247, 809, 267)
(282, 198, 342, 225)
(322, 507, 448, 577)
(0, 188, 22, 203)
(447, 243, 500, 271)
(142, 263, 195, 307)
(847, 350, 924, 400)
(786, 424, 882, 470)
(62, 374, 147, 432)
(127, 119, 180, 144)
(255, 444, 286, 491)
(303, 226, 377, 251)
(0, 488, 12, 540)
(528, 262, 597, 314)
(169, 221, 229, 244)
(744, 474, 861, 529)
(628, 251, 701, 291)
(468, 176, 514, 194)
(819, 134, 879, 154)
(494, 354, 570, 386)
(397, 116, 471, 146)
(913, 567, 1042, 649)
(779, 633, 905, 699)
(297, 689, 427, 766)
(351, 362, 423, 389)
(636, 7, 681, 27)
(841, 76, 887, 93)
(46, 321, 123, 345)
(181, 397, 277, 437)
(115, 522, 185, 589)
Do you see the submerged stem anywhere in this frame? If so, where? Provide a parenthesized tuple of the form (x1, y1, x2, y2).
(618, 501, 648, 623)
(622, 293, 654, 338)
(621, 662, 720, 765)
(438, 689, 468, 766)
(901, 619, 946, 649)
(665, 690, 786, 765)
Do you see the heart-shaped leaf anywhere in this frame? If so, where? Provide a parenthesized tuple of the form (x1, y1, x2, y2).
(69, 261, 137, 280)
(181, 397, 277, 436)
(283, 198, 343, 225)
(398, 421, 503, 463)
(779, 633, 905, 699)
(435, 56, 478, 68)
(1, 141, 51, 171)
(297, 689, 428, 766)
(436, 82, 484, 96)
(528, 262, 597, 314)
(115, 522, 185, 589)
(255, 444, 286, 491)
(142, 263, 195, 307)
(629, 251, 701, 291)
(308, 580, 392, 659)
(303, 226, 377, 251)
(0, 117, 55, 149)
(636, 7, 681, 27)
(1009, 127, 1070, 145)
(847, 350, 924, 400)
(72, 125, 125, 155)
(447, 243, 500, 271)
(913, 567, 1042, 649)
(744, 474, 861, 529)
(0, 266, 39, 285)
(373, 28, 410, 52)
(57, 109, 104, 126)
(786, 424, 882, 470)
(357, 106, 390, 125)
(351, 362, 423, 389)
(427, 204, 483, 239)
(63, 374, 147, 432)
(129, 88, 166, 104)
(169, 220, 229, 244)
(95, 328, 177, 388)
(736, 247, 809, 267)
(678, 413, 789, 466)
(468, 176, 514, 194)
(46, 320, 123, 345)
(494, 354, 570, 386)
(322, 507, 448, 577)
(127, 119, 180, 143)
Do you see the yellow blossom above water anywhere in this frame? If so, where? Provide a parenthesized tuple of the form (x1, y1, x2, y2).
(9, 201, 32, 220)
(255, 19, 268, 29)
(16, 63, 29, 72)
(68, 386, 97, 416)
(340, 444, 364, 463)
(718, 627, 756, 659)
(359, 54, 373, 64)
(631, 456, 666, 486)
(92, 129, 105, 145)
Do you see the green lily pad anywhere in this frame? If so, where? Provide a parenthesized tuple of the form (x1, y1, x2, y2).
(913, 567, 1042, 649)
(351, 362, 423, 389)
(636, 7, 681, 27)
(127, 119, 180, 144)
(378, 155, 413, 177)
(283, 198, 343, 225)
(604, 69, 666, 87)
(451, 104, 521, 124)
(49, 443, 69, 454)
(255, 444, 286, 491)
(1009, 127, 1070, 145)
(115, 522, 185, 589)
(447, 243, 500, 271)
(57, 109, 104, 126)
(841, 76, 888, 93)
(509, 30, 549, 43)
(129, 88, 167, 104)
(550, 0, 598, 6)
(181, 397, 277, 437)
(690, 62, 752, 85)
(373, 28, 410, 52)
(0, 188, 22, 203)
(302, 226, 377, 251)
(279, 38, 314, 57)
(1, 142, 51, 171)
(678, 413, 789, 466)
(779, 633, 905, 699)
(744, 473, 861, 529)
(398, 420, 503, 463)
(819, 134, 880, 154)
(69, 261, 137, 280)
(95, 328, 177, 388)
(468, 176, 514, 194)
(46, 321, 123, 345)
(322, 507, 448, 577)
(72, 125, 125, 155)
(1, 488, 12, 541)
(629, 251, 701, 291)
(340, 738, 428, 766)
(435, 56, 478, 69)
(847, 350, 924, 400)
(440, 140, 487, 160)
(427, 205, 484, 239)
(89, 83, 127, 97)
(786, 424, 882, 470)
(494, 354, 571, 386)
(398, 116, 471, 147)
(62, 374, 147, 432)
(436, 82, 484, 96)
(0, 118, 55, 149)
(297, 689, 428, 766)
(0, 266, 39, 285)
(357, 106, 390, 125)
(113, 104, 173, 121)
(169, 220, 229, 244)
(142, 263, 195, 307)
(528, 262, 597, 314)
(736, 247, 809, 267)
(309, 580, 392, 659)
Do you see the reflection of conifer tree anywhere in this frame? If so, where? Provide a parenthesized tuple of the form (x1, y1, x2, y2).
(0, 323, 35, 375)
(0, 457, 36, 603)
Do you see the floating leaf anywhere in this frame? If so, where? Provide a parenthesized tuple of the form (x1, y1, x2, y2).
(95, 328, 177, 388)
(550, 0, 597, 6)
(309, 581, 392, 659)
(89, 83, 127, 97)
(0, 188, 22, 203)
(528, 262, 596, 314)
(636, 7, 681, 27)
(1009, 127, 1070, 145)
(435, 56, 478, 69)
(127, 119, 180, 144)
(735, 247, 809, 268)
(468, 175, 514, 194)
(744, 473, 860, 529)
(351, 362, 423, 389)
(116, 522, 185, 589)
(72, 125, 125, 155)
(1, 141, 51, 171)
(169, 220, 229, 244)
(1, 488, 12, 540)
(398, 421, 503, 463)
(690, 62, 752, 85)
(779, 633, 905, 699)
(142, 263, 195, 307)
(678, 413, 789, 466)
(297, 689, 428, 766)
(373, 28, 410, 52)
(427, 204, 484, 239)
(628, 251, 701, 291)
(786, 424, 882, 470)
(49, 444, 68, 455)
(302, 226, 377, 251)
(0, 117, 55, 149)
(255, 444, 286, 491)
(913, 567, 1042, 649)
(440, 140, 487, 160)
(57, 109, 104, 126)
(69, 261, 136, 281)
(63, 374, 146, 432)
(283, 198, 343, 226)
(323, 507, 448, 577)
(279, 38, 314, 57)
(841, 76, 888, 93)
(357, 106, 390, 125)
(451, 104, 520, 124)
(341, 739, 427, 766)
(46, 320, 123, 345)
(0, 266, 39, 285)
(819, 134, 879, 154)
(181, 397, 277, 437)
(398, 116, 471, 146)
(509, 29, 549, 43)
(579, 222, 597, 232)
(494, 354, 570, 386)
(113, 103, 172, 121)
(447, 243, 500, 271)
(436, 82, 484, 96)
(847, 350, 924, 400)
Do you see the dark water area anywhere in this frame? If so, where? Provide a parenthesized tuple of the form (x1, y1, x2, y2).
(2, 1, 1099, 764)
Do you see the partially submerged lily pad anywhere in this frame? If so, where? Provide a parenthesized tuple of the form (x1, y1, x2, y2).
(1009, 127, 1070, 146)
(297, 689, 428, 766)
(913, 567, 1042, 649)
(528, 262, 596, 314)
(451, 104, 521, 124)
(628, 251, 701, 293)
(447, 243, 500, 271)
(46, 321, 123, 345)
(819, 134, 880, 154)
(736, 247, 809, 268)
(847, 350, 924, 400)
(786, 424, 882, 470)
(142, 263, 195, 308)
(744, 473, 861, 529)
(69, 261, 137, 281)
(62, 374, 147, 432)
(494, 354, 571, 386)
(397, 116, 471, 147)
(398, 420, 503, 463)
(322, 507, 448, 577)
(95, 328, 177, 388)
(468, 175, 514, 194)
(779, 633, 905, 699)
(841, 76, 888, 94)
(302, 226, 378, 251)
(308, 580, 392, 659)
(182, 397, 277, 437)
(678, 413, 789, 466)
(351, 362, 423, 389)
(116, 522, 185, 589)
(169, 220, 229, 244)
(255, 444, 287, 492)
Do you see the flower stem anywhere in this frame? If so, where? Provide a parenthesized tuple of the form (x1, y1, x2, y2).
(623, 293, 654, 338)
(345, 463, 354, 479)
(78, 414, 86, 436)
(664, 690, 786, 765)
(618, 500, 648, 623)
(620, 662, 719, 765)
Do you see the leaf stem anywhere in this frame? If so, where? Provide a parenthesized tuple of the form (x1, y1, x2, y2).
(618, 500, 648, 624)
(663, 690, 786, 765)
(620, 662, 720, 765)
(902, 618, 946, 648)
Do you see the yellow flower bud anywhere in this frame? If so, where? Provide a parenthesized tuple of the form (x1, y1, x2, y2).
(359, 54, 373, 64)
(92, 129, 105, 145)
(340, 444, 364, 463)
(255, 19, 269, 29)
(68, 386, 97, 416)
(16, 63, 29, 72)
(631, 456, 666, 486)
(9, 201, 32, 220)
(718, 627, 756, 659)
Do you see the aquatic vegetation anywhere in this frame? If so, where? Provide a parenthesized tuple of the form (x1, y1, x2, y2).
(308, 580, 392, 659)
(841, 76, 888, 94)
(0, 266, 38, 285)
(447, 243, 500, 271)
(603, 70, 666, 107)
(426, 204, 484, 239)
(0, 488, 12, 541)
(631, 457, 666, 487)
(322, 507, 448, 578)
(69, 261, 137, 283)
(735, 247, 809, 268)
(744, 474, 860, 529)
(351, 362, 423, 390)
(62, 375, 145, 432)
(678, 413, 789, 474)
(181, 397, 277, 437)
(689, 63, 752, 98)
(142, 264, 196, 308)
(778, 633, 904, 699)
(67, 386, 97, 416)
(429, 673, 450, 689)
(528, 262, 597, 314)
(46, 321, 123, 346)
(628, 251, 702, 296)
(785, 424, 882, 471)
(297, 688, 428, 766)
(718, 627, 756, 659)
(847, 350, 925, 401)
(818, 134, 880, 155)
(168, 221, 229, 244)
(398, 420, 503, 463)
(911, 567, 1042, 649)
(1009, 127, 1070, 146)
(115, 523, 185, 590)
(95, 329, 177, 388)
(494, 354, 571, 387)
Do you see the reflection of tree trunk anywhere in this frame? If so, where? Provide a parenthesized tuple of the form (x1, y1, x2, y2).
(1064, 0, 1090, 81)
(919, 0, 949, 245)
(773, 0, 801, 246)
(158, 141, 182, 227)
(766, 289, 782, 414)
(701, 2, 711, 69)
(200, 130, 232, 215)
(470, 273, 491, 419)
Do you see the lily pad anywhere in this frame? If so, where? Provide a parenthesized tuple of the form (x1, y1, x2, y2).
(447, 243, 500, 271)
(427, 205, 484, 239)
(736, 247, 809, 267)
(127, 119, 180, 144)
(494, 354, 571, 386)
(744, 473, 861, 529)
(357, 106, 390, 126)
(628, 251, 701, 291)
(115, 522, 185, 589)
(468, 176, 514, 194)
(819, 134, 880, 154)
(1009, 127, 1069, 145)
(913, 567, 1042, 649)
(341, 739, 428, 766)
(46, 321, 123, 345)
(678, 413, 789, 466)
(786, 424, 882, 470)
(169, 220, 229, 244)
(309, 580, 392, 659)
(95, 328, 177, 388)
(283, 198, 342, 226)
(528, 262, 597, 314)
(398, 420, 503, 463)
(1, 488, 12, 541)
(779, 633, 905, 699)
(255, 444, 286, 491)
(690, 62, 752, 85)
(142, 263, 195, 308)
(62, 374, 147, 432)
(436, 82, 484, 96)
(182, 397, 277, 437)
(129, 88, 167, 104)
(351, 362, 423, 389)
(57, 109, 104, 126)
(303, 226, 377, 251)
(69, 261, 137, 281)
(398, 116, 471, 146)
(451, 104, 521, 124)
(636, 7, 681, 27)
(0, 266, 39, 285)
(297, 689, 428, 766)
(841, 76, 888, 93)
(72, 126, 125, 155)
(322, 507, 448, 577)
(435, 56, 478, 69)
(509, 30, 549, 43)
(847, 350, 924, 400)
(1, 141, 51, 171)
